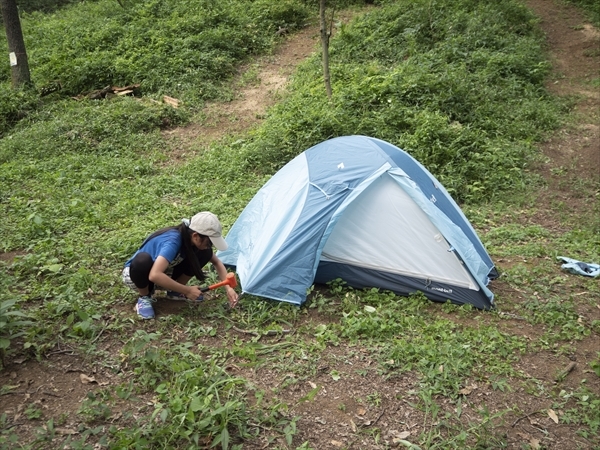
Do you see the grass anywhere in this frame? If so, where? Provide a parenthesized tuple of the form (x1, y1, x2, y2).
(0, 0, 599, 448)
(564, 0, 600, 26)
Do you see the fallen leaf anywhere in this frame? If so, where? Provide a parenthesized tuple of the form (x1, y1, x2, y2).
(459, 387, 473, 395)
(392, 431, 410, 444)
(55, 428, 78, 436)
(389, 430, 412, 442)
(357, 407, 366, 416)
(80, 374, 96, 384)
(397, 431, 411, 439)
(528, 417, 541, 426)
(529, 438, 541, 449)
(547, 409, 559, 424)
(517, 432, 532, 441)
(438, 364, 444, 373)
(330, 440, 343, 447)
(308, 381, 317, 389)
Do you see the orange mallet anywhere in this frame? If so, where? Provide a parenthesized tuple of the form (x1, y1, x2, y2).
(200, 272, 237, 293)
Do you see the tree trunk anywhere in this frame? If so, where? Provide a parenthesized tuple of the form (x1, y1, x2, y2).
(1, 0, 31, 88)
(319, 0, 332, 98)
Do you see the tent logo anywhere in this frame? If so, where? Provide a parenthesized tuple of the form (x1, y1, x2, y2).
(430, 286, 453, 294)
(338, 162, 345, 170)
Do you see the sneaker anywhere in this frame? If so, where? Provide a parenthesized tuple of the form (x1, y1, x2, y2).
(135, 296, 155, 319)
(166, 291, 203, 303)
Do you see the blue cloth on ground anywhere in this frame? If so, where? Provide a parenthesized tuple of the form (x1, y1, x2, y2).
(557, 256, 600, 278)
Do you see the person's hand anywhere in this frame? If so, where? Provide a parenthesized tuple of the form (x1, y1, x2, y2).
(186, 285, 203, 301)
(226, 286, 239, 308)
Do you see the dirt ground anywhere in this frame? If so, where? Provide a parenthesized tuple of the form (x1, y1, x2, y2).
(1, 0, 599, 449)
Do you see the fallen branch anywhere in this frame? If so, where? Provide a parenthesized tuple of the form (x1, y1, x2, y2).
(0, 391, 27, 396)
(42, 391, 62, 398)
(1, 422, 23, 431)
(91, 323, 108, 344)
(371, 409, 386, 426)
(163, 95, 180, 108)
(46, 349, 75, 356)
(231, 326, 291, 337)
(232, 326, 259, 337)
(555, 362, 577, 382)
(511, 409, 544, 427)
(75, 84, 141, 100)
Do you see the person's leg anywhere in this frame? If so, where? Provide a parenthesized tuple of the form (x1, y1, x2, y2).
(167, 257, 203, 301)
(128, 252, 156, 319)
(171, 259, 194, 283)
(174, 273, 192, 285)
(172, 248, 212, 281)
(129, 252, 155, 296)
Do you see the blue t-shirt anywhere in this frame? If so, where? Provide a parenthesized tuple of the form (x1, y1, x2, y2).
(125, 229, 185, 268)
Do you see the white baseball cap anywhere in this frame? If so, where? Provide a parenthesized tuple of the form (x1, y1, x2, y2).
(189, 212, 228, 251)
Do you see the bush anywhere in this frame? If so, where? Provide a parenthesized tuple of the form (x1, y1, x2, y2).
(0, 86, 40, 137)
(17, 0, 311, 101)
(0, 96, 188, 163)
(0, 300, 32, 367)
(565, 0, 600, 26)
(236, 0, 565, 202)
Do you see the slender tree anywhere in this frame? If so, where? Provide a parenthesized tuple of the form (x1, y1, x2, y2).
(1, 0, 31, 88)
(319, 0, 332, 98)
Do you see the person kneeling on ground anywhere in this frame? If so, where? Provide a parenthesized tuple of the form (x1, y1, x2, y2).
(122, 211, 239, 319)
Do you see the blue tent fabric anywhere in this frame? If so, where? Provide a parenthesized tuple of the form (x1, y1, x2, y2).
(218, 136, 497, 309)
(557, 256, 600, 278)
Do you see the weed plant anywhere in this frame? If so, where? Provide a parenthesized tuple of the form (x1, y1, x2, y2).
(234, 0, 567, 202)
(566, 0, 600, 26)
(13, 0, 311, 102)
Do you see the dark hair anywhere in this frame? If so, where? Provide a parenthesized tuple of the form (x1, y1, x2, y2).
(144, 223, 205, 281)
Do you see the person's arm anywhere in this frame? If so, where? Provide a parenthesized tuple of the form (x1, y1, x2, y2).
(210, 254, 239, 307)
(149, 256, 203, 300)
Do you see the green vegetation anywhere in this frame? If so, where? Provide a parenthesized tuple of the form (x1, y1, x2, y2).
(0, 299, 32, 362)
(235, 0, 567, 202)
(21, 0, 310, 101)
(565, 0, 600, 26)
(0, 0, 598, 448)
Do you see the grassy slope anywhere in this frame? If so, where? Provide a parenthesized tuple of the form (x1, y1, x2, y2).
(0, 0, 598, 448)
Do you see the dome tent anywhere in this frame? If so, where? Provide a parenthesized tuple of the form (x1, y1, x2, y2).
(218, 136, 497, 309)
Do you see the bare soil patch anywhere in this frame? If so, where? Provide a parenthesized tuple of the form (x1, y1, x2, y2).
(526, 0, 600, 180)
(162, 22, 322, 160)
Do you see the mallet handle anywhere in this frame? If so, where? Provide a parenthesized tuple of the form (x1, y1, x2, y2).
(200, 273, 237, 292)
